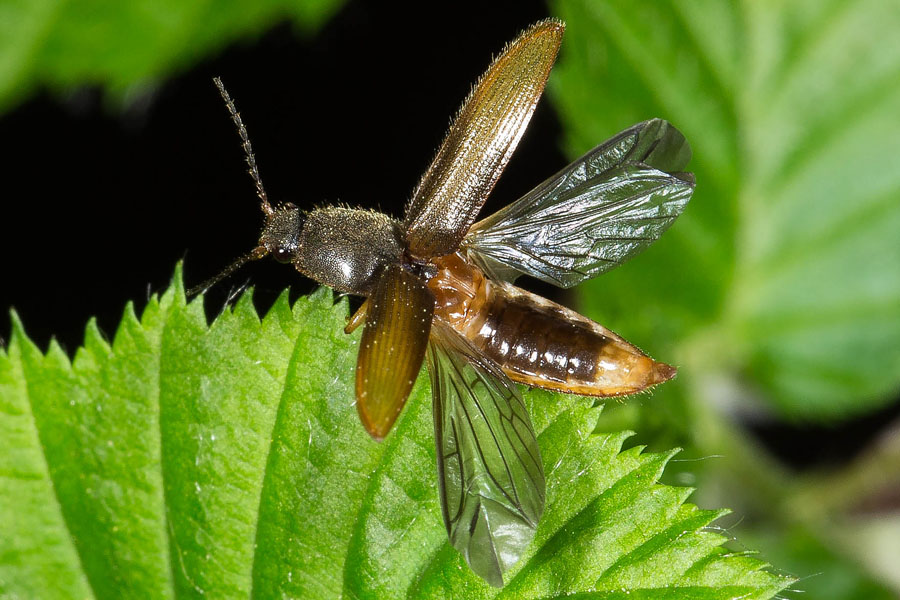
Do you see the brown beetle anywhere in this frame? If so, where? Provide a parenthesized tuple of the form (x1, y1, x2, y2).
(191, 19, 694, 586)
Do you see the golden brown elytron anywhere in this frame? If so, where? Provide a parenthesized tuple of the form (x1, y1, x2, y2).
(191, 19, 694, 587)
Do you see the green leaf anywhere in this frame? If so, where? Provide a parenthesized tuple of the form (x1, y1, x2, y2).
(551, 0, 900, 419)
(0, 0, 344, 112)
(0, 267, 792, 598)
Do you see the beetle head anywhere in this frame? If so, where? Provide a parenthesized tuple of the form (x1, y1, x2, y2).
(258, 202, 303, 263)
(188, 79, 403, 298)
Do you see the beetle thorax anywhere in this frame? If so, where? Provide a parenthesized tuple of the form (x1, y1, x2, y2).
(294, 206, 404, 295)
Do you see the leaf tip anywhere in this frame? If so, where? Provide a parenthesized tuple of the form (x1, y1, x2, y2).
(7, 309, 31, 351)
(170, 261, 187, 304)
(82, 317, 109, 352)
(308, 285, 334, 307)
(8, 305, 22, 325)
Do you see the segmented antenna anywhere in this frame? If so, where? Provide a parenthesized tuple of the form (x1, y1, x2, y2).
(186, 246, 267, 297)
(186, 78, 272, 297)
(213, 76, 274, 217)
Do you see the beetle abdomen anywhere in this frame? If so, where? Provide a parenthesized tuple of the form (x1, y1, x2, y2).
(428, 253, 675, 396)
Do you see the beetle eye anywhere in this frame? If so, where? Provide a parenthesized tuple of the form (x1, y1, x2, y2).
(274, 247, 293, 263)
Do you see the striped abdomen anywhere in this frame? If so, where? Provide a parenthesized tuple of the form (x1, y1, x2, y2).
(427, 252, 675, 396)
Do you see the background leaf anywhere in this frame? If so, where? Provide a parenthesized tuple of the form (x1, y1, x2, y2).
(548, 2, 900, 595)
(0, 0, 344, 112)
(0, 269, 792, 598)
(551, 0, 900, 420)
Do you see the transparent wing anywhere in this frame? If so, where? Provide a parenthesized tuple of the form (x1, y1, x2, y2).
(427, 323, 544, 587)
(403, 20, 564, 259)
(464, 119, 695, 288)
(355, 264, 434, 440)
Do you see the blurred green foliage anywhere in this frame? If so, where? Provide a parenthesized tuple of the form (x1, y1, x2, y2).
(552, 1, 900, 597)
(0, 0, 343, 112)
(741, 527, 895, 600)
(553, 0, 900, 420)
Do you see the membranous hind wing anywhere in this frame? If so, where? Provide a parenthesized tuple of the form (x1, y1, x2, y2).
(404, 20, 564, 259)
(464, 119, 695, 288)
(427, 324, 544, 587)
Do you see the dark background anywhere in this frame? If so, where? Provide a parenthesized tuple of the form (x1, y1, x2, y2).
(1, 0, 896, 471)
(0, 0, 560, 349)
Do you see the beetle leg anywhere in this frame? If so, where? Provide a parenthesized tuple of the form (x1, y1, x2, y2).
(344, 299, 369, 334)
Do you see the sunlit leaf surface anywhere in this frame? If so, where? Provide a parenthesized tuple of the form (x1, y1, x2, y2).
(0, 268, 792, 598)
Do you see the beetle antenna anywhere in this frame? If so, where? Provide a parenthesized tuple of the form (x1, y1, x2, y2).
(213, 77, 274, 217)
(186, 246, 268, 297)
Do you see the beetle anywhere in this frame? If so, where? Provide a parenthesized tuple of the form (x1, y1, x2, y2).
(190, 19, 694, 586)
